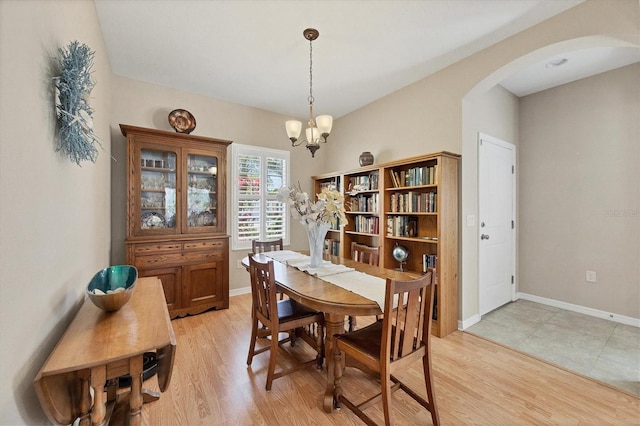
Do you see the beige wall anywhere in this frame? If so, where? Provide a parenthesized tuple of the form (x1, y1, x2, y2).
(1, 0, 638, 423)
(0, 1, 112, 424)
(109, 75, 327, 292)
(461, 86, 520, 321)
(519, 63, 639, 318)
(330, 0, 639, 324)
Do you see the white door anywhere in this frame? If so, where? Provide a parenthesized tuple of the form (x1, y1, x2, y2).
(478, 133, 515, 315)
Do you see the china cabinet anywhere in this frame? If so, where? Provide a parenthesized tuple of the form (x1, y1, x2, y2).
(312, 151, 459, 337)
(121, 124, 231, 318)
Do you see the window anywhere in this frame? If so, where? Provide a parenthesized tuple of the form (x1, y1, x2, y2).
(231, 144, 290, 250)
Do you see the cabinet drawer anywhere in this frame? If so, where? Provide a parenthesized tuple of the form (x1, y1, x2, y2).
(134, 242, 182, 255)
(182, 251, 222, 263)
(183, 240, 226, 251)
(135, 253, 184, 268)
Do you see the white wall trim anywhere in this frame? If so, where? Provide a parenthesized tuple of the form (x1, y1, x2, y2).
(230, 286, 251, 297)
(459, 314, 482, 330)
(517, 292, 640, 328)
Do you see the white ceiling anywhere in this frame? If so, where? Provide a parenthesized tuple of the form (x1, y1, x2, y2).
(95, 0, 637, 119)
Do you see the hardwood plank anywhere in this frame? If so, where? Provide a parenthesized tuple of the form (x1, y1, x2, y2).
(139, 294, 639, 425)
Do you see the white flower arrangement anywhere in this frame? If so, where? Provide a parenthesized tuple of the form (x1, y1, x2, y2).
(277, 183, 347, 229)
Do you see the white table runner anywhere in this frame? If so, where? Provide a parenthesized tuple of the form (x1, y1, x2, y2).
(262, 250, 388, 310)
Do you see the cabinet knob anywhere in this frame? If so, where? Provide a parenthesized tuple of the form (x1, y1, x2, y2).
(481, 234, 490, 240)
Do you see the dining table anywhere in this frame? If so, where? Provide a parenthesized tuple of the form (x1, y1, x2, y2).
(242, 251, 418, 412)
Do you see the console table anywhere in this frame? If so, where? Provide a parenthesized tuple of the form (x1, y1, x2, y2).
(34, 277, 176, 425)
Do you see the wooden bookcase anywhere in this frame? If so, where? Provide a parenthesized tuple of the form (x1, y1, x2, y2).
(121, 124, 232, 318)
(312, 152, 459, 337)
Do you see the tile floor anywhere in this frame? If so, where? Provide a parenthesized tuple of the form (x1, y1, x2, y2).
(465, 299, 640, 396)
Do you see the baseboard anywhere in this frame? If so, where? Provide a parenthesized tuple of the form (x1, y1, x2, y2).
(517, 292, 640, 328)
(230, 286, 251, 297)
(459, 314, 481, 330)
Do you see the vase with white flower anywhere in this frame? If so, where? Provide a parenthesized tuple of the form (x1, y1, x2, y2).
(277, 183, 347, 267)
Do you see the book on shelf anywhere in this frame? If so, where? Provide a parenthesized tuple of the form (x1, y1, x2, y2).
(386, 215, 418, 237)
(422, 254, 437, 273)
(390, 164, 439, 187)
(323, 238, 341, 256)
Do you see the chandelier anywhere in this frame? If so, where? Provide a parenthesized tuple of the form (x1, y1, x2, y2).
(285, 28, 333, 158)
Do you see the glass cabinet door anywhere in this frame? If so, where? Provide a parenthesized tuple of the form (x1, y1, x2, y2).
(140, 149, 177, 231)
(186, 153, 218, 230)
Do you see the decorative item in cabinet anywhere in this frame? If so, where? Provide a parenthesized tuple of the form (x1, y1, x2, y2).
(121, 124, 232, 317)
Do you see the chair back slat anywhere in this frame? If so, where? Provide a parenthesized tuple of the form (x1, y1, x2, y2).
(351, 242, 380, 266)
(382, 272, 434, 361)
(252, 238, 284, 254)
(249, 254, 278, 324)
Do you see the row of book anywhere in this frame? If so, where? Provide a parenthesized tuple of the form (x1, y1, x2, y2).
(389, 165, 438, 188)
(349, 193, 379, 212)
(347, 173, 379, 191)
(389, 191, 437, 213)
(422, 254, 437, 273)
(319, 179, 340, 191)
(323, 238, 340, 256)
(386, 216, 418, 237)
(353, 215, 380, 234)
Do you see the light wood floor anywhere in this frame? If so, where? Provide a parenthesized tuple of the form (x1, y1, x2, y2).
(139, 293, 639, 425)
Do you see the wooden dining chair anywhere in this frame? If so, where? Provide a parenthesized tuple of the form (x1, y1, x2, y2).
(252, 238, 284, 254)
(252, 238, 285, 300)
(351, 242, 379, 266)
(246, 254, 325, 391)
(349, 242, 380, 331)
(333, 272, 439, 426)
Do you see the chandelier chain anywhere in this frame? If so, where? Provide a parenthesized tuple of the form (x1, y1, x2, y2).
(308, 36, 314, 106)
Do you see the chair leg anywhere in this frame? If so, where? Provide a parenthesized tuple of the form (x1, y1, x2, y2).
(423, 355, 440, 426)
(265, 328, 280, 391)
(381, 368, 393, 426)
(246, 318, 259, 366)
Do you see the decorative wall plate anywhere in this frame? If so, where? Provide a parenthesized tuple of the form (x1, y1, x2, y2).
(141, 211, 166, 229)
(168, 109, 196, 134)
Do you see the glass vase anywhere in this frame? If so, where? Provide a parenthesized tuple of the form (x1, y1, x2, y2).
(306, 222, 331, 268)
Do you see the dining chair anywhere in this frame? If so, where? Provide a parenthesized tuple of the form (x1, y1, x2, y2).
(252, 238, 285, 300)
(246, 254, 325, 391)
(351, 242, 379, 266)
(349, 242, 380, 331)
(333, 272, 439, 426)
(252, 238, 284, 254)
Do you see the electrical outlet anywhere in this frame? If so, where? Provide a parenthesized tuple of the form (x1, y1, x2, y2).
(236, 259, 243, 269)
(586, 270, 597, 283)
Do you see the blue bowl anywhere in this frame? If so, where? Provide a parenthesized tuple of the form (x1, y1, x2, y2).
(87, 265, 138, 311)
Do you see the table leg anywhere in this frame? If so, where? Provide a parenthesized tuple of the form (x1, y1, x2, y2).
(90, 366, 106, 426)
(323, 313, 345, 412)
(129, 354, 144, 426)
(78, 370, 92, 426)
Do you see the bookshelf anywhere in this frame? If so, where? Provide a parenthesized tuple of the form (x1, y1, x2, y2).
(312, 151, 459, 337)
(343, 166, 381, 260)
(312, 174, 342, 258)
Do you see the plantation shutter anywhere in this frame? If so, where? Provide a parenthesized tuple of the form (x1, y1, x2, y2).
(237, 153, 261, 242)
(266, 156, 287, 239)
(231, 144, 290, 250)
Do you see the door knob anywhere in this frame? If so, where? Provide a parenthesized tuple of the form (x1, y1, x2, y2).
(481, 234, 490, 240)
